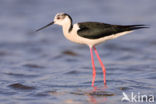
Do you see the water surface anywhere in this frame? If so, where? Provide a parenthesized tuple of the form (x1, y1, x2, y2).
(0, 0, 156, 104)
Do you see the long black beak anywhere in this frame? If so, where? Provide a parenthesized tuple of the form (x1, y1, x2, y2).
(35, 21, 54, 32)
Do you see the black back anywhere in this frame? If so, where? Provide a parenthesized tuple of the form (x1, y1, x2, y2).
(77, 22, 147, 39)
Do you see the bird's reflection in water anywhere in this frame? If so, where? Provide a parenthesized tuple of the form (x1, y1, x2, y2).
(87, 85, 114, 104)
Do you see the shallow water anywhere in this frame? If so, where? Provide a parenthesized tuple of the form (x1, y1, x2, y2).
(0, 0, 156, 104)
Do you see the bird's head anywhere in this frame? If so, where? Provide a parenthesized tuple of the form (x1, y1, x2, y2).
(54, 13, 72, 26)
(35, 13, 72, 32)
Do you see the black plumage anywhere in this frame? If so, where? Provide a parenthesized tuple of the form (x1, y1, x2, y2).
(77, 22, 147, 39)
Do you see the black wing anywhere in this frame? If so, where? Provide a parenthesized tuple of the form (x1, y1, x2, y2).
(77, 22, 147, 39)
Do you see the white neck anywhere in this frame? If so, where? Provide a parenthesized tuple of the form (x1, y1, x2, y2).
(62, 17, 73, 34)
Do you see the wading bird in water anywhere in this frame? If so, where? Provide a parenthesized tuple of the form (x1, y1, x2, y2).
(35, 13, 147, 86)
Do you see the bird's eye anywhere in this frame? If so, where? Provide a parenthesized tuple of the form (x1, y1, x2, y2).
(57, 17, 60, 19)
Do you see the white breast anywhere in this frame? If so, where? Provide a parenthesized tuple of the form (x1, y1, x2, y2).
(63, 24, 85, 44)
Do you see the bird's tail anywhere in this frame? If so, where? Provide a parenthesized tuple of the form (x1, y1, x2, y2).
(124, 24, 149, 30)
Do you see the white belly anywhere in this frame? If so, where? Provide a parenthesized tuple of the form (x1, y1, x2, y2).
(63, 24, 132, 48)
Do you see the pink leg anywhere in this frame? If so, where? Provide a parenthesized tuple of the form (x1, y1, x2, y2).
(93, 46, 106, 85)
(90, 47, 96, 87)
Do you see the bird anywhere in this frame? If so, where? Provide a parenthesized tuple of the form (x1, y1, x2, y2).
(35, 13, 147, 87)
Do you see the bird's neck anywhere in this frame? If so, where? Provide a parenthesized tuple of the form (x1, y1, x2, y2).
(62, 19, 73, 34)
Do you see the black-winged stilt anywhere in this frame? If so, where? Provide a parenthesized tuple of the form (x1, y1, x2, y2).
(35, 13, 147, 86)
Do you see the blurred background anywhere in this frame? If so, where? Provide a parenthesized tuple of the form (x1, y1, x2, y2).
(0, 0, 156, 104)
